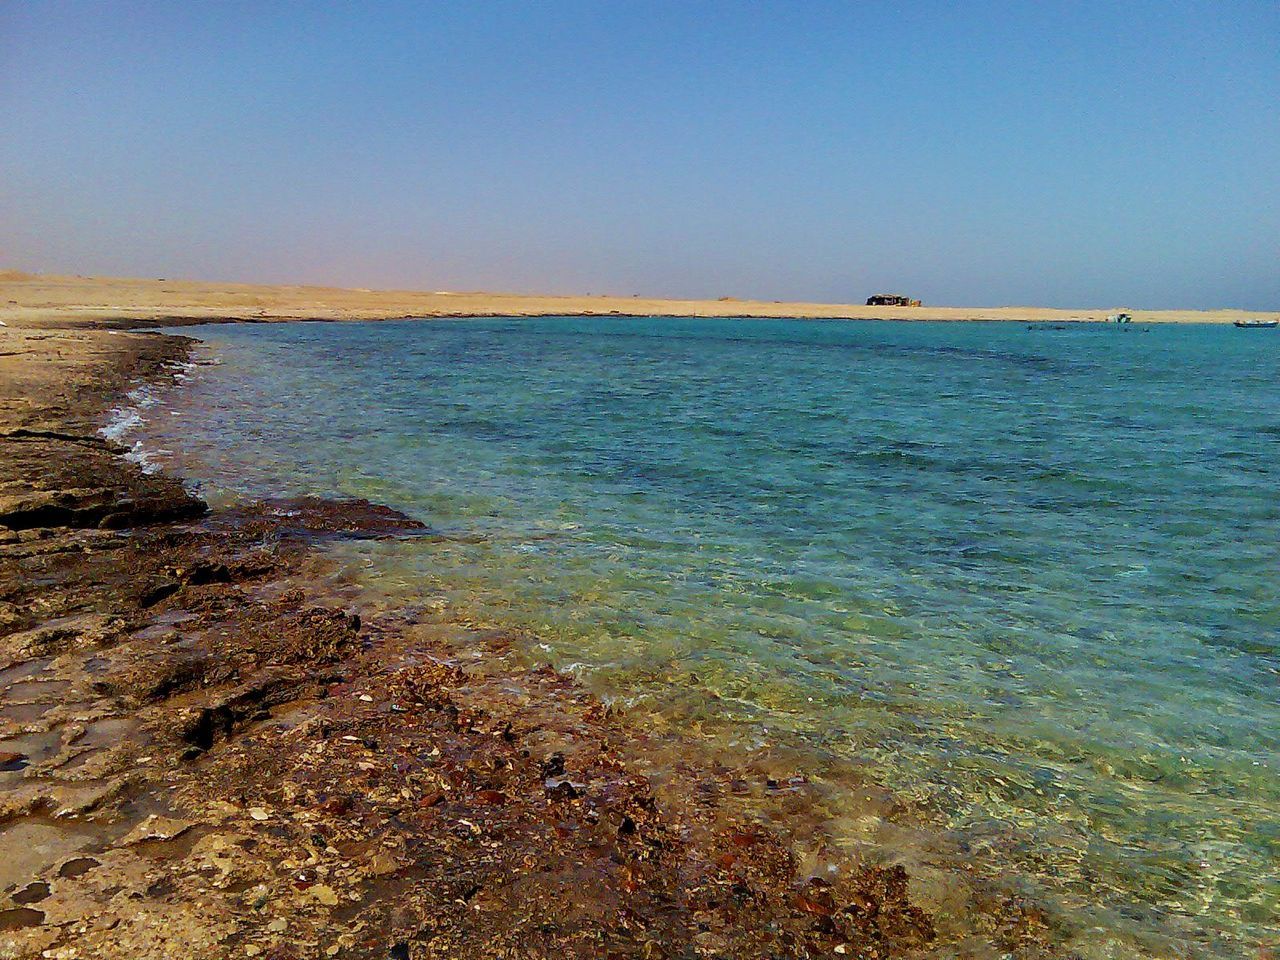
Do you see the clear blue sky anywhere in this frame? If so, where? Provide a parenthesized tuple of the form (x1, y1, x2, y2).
(2, 1, 1276, 308)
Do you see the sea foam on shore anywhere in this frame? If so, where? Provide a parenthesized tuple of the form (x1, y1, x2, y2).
(98, 363, 198, 473)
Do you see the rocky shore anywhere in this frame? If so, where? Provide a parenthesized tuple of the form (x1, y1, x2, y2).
(0, 320, 1059, 959)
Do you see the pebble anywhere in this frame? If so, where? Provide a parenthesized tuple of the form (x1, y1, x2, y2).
(249, 808, 269, 821)
(311, 884, 339, 906)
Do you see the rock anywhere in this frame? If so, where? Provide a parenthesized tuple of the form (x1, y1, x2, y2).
(181, 561, 232, 585)
(244, 497, 428, 538)
(138, 580, 181, 608)
(0, 484, 204, 532)
(97, 490, 207, 529)
(175, 673, 309, 751)
(310, 884, 339, 907)
(541, 752, 566, 778)
(4, 614, 124, 656)
(792, 891, 835, 916)
(368, 852, 400, 876)
(121, 814, 195, 845)
(0, 490, 84, 531)
(544, 777, 584, 801)
(0, 600, 24, 630)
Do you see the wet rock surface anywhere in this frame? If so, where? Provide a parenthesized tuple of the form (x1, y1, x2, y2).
(0, 323, 1062, 958)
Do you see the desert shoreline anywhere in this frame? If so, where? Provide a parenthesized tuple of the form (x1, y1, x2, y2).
(0, 312, 1079, 956)
(3, 271, 1274, 328)
(3, 304, 1250, 958)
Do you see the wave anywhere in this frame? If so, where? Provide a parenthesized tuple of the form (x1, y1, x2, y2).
(97, 362, 194, 473)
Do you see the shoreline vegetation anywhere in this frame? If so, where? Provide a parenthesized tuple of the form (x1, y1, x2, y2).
(0, 297, 1236, 957)
(3, 270, 1276, 327)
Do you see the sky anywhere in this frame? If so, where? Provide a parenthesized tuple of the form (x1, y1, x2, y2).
(1, 1, 1277, 309)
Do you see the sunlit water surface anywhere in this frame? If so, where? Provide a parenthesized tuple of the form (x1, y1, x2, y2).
(134, 318, 1279, 956)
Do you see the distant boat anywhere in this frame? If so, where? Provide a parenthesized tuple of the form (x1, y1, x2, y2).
(1107, 313, 1133, 324)
(1233, 318, 1278, 329)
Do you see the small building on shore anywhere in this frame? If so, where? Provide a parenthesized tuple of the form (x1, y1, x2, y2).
(866, 294, 922, 307)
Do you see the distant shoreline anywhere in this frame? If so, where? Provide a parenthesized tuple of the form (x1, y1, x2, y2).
(2, 271, 1274, 328)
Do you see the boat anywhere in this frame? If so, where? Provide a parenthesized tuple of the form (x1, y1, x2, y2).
(1234, 318, 1278, 329)
(1107, 313, 1132, 324)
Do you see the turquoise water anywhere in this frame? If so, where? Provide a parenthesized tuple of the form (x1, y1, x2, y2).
(137, 318, 1278, 954)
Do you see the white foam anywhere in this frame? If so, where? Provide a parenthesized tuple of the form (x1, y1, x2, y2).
(123, 440, 168, 475)
(99, 408, 143, 443)
(97, 362, 196, 467)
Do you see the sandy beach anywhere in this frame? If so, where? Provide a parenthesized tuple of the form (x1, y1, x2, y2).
(3, 271, 1274, 328)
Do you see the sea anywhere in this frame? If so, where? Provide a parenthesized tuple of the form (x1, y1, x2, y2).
(128, 316, 1279, 957)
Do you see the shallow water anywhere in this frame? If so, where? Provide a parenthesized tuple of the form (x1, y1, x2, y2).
(135, 317, 1278, 955)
